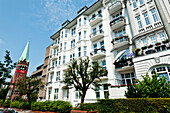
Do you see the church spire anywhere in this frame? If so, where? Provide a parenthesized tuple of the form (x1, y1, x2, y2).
(19, 41, 30, 62)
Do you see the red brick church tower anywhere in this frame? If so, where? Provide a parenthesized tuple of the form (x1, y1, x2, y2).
(6, 41, 30, 100)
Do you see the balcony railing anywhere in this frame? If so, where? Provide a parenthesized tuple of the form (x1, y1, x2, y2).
(110, 16, 126, 30)
(89, 14, 102, 26)
(114, 58, 134, 69)
(108, 0, 122, 14)
(90, 29, 104, 41)
(90, 48, 106, 59)
(111, 35, 129, 45)
(48, 67, 54, 72)
(134, 43, 170, 57)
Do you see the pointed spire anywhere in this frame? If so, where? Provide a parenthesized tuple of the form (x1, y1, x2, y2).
(19, 41, 30, 62)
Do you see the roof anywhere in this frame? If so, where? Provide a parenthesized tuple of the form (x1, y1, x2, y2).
(19, 41, 30, 62)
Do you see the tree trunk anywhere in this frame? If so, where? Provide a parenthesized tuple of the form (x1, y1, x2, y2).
(27, 93, 31, 108)
(81, 89, 87, 103)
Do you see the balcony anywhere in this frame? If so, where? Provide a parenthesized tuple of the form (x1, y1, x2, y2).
(134, 42, 170, 57)
(89, 14, 103, 26)
(100, 68, 108, 80)
(90, 29, 104, 42)
(48, 67, 54, 73)
(111, 35, 129, 49)
(108, 0, 122, 14)
(114, 58, 134, 72)
(110, 16, 126, 30)
(50, 54, 57, 60)
(90, 48, 106, 60)
(52, 42, 59, 48)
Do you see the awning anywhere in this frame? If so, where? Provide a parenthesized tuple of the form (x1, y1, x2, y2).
(113, 50, 126, 64)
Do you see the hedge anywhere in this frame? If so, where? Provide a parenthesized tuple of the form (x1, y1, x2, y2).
(2, 100, 10, 108)
(31, 100, 72, 113)
(78, 98, 170, 113)
(11, 101, 30, 109)
(0, 100, 3, 105)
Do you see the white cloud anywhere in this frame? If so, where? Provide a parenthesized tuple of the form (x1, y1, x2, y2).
(37, 0, 97, 32)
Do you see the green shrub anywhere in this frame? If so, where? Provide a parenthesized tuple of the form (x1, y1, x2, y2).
(78, 98, 170, 113)
(31, 100, 72, 112)
(11, 101, 20, 108)
(0, 100, 3, 105)
(2, 100, 10, 108)
(19, 102, 30, 109)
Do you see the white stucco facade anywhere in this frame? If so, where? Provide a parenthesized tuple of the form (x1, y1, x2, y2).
(40, 0, 170, 106)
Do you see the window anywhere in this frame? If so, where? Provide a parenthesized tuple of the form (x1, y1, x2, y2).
(73, 53, 75, 60)
(75, 89, 81, 99)
(79, 18, 81, 26)
(142, 38, 148, 46)
(60, 43, 62, 52)
(58, 38, 60, 44)
(52, 61, 55, 67)
(121, 73, 136, 85)
(94, 44, 97, 54)
(139, 0, 144, 5)
(48, 89, 51, 100)
(61, 31, 63, 38)
(71, 27, 76, 36)
(93, 28, 96, 36)
(79, 32, 81, 41)
(159, 32, 166, 41)
(150, 35, 156, 45)
(59, 56, 61, 65)
(54, 88, 59, 99)
(84, 31, 87, 39)
(55, 60, 57, 67)
(50, 74, 53, 82)
(84, 17, 86, 25)
(115, 28, 126, 38)
(151, 66, 170, 82)
(71, 40, 75, 48)
(78, 47, 81, 57)
(63, 56, 66, 64)
(151, 8, 159, 22)
(100, 41, 105, 52)
(102, 60, 106, 70)
(70, 54, 72, 61)
(84, 46, 87, 56)
(54, 49, 57, 55)
(144, 12, 150, 25)
(103, 85, 109, 99)
(95, 87, 100, 99)
(99, 24, 103, 33)
(65, 30, 67, 38)
(136, 16, 143, 28)
(132, 0, 137, 8)
(64, 42, 67, 50)
(56, 71, 60, 81)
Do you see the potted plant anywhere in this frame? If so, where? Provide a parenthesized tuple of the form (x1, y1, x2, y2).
(162, 39, 169, 44)
(148, 44, 153, 48)
(155, 42, 161, 46)
(141, 46, 147, 50)
(134, 48, 140, 56)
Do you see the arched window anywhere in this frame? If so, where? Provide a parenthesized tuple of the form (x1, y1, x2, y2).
(150, 65, 170, 82)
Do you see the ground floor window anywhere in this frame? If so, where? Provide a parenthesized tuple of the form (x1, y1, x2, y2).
(54, 88, 59, 99)
(48, 89, 52, 100)
(95, 87, 100, 99)
(151, 66, 170, 82)
(121, 73, 136, 85)
(75, 89, 81, 99)
(103, 84, 109, 99)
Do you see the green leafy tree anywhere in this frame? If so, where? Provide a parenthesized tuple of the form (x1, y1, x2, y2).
(63, 57, 107, 103)
(0, 51, 16, 101)
(16, 76, 42, 107)
(125, 73, 170, 98)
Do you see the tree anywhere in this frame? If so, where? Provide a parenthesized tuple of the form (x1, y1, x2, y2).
(125, 73, 170, 98)
(63, 57, 107, 103)
(0, 51, 16, 101)
(16, 76, 42, 107)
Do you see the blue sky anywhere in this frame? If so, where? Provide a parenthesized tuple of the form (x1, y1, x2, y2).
(0, 0, 96, 75)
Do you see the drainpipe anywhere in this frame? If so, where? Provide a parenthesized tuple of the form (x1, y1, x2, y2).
(154, 0, 170, 40)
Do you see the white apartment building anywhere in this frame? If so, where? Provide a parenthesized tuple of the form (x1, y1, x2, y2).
(42, 0, 170, 106)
